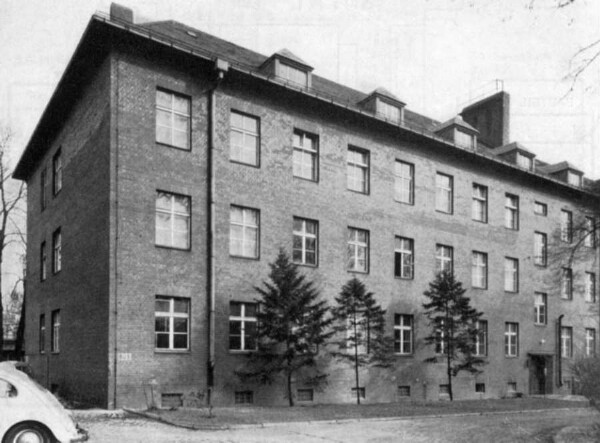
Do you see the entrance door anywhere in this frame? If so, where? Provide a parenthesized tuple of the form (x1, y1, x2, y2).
(530, 355, 546, 395)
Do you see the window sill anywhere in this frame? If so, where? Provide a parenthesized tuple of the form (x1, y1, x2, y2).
(230, 159, 260, 169)
(394, 199, 414, 206)
(156, 141, 191, 152)
(472, 286, 488, 290)
(435, 209, 453, 215)
(154, 349, 191, 354)
(394, 276, 414, 281)
(293, 175, 318, 184)
(347, 188, 369, 196)
(294, 262, 318, 269)
(505, 356, 519, 359)
(504, 291, 519, 294)
(472, 219, 488, 224)
(229, 350, 256, 355)
(347, 269, 369, 274)
(394, 353, 414, 358)
(534, 323, 547, 327)
(155, 244, 191, 252)
(230, 254, 260, 261)
(533, 264, 547, 268)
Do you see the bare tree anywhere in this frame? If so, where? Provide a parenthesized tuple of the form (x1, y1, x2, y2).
(0, 128, 26, 358)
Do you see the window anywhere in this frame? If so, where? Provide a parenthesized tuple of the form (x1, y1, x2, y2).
(394, 237, 413, 279)
(234, 390, 254, 405)
(586, 328, 596, 356)
(439, 384, 450, 396)
(297, 389, 314, 402)
(561, 268, 573, 300)
(534, 293, 547, 325)
(585, 272, 596, 303)
(534, 232, 547, 266)
(379, 101, 401, 122)
(584, 217, 596, 248)
(472, 184, 488, 222)
(351, 387, 366, 399)
(52, 149, 62, 196)
(507, 382, 517, 392)
(475, 383, 486, 393)
(516, 153, 533, 170)
(39, 314, 45, 354)
(51, 310, 60, 353)
(279, 63, 308, 86)
(52, 228, 61, 274)
(347, 227, 369, 273)
(455, 130, 475, 149)
(40, 241, 47, 281)
(398, 386, 411, 397)
(435, 173, 453, 213)
(567, 171, 582, 187)
(561, 210, 573, 242)
(155, 296, 189, 351)
(534, 201, 547, 216)
(504, 257, 518, 292)
(436, 244, 453, 274)
(230, 111, 260, 166)
(435, 318, 447, 354)
(293, 217, 318, 266)
(40, 167, 48, 210)
(156, 89, 191, 150)
(394, 314, 413, 355)
(155, 192, 191, 250)
(472, 251, 487, 289)
(347, 147, 369, 194)
(475, 320, 488, 357)
(229, 302, 258, 351)
(560, 326, 573, 358)
(293, 130, 318, 181)
(394, 161, 414, 204)
(505, 194, 519, 230)
(505, 322, 518, 357)
(230, 206, 259, 258)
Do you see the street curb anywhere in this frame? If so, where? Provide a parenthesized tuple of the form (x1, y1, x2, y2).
(122, 406, 597, 431)
(71, 409, 128, 419)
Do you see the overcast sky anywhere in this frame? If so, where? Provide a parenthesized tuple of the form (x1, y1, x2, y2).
(0, 0, 599, 297)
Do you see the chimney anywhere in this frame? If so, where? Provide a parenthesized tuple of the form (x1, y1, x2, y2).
(461, 92, 510, 148)
(110, 3, 134, 23)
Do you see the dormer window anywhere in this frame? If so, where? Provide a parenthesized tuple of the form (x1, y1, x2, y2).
(260, 49, 313, 89)
(279, 63, 308, 87)
(433, 116, 479, 150)
(516, 153, 533, 171)
(378, 101, 401, 122)
(454, 129, 475, 150)
(358, 88, 405, 124)
(567, 171, 582, 187)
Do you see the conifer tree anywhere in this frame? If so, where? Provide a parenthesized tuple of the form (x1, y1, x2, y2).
(422, 271, 486, 401)
(331, 277, 392, 404)
(238, 249, 333, 406)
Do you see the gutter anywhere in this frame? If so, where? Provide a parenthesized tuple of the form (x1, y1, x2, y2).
(206, 58, 229, 407)
(557, 314, 564, 388)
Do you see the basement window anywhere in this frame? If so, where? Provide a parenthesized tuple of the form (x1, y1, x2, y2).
(234, 390, 254, 405)
(397, 386, 411, 397)
(351, 387, 366, 399)
(439, 384, 450, 396)
(475, 383, 485, 393)
(161, 393, 183, 409)
(297, 388, 314, 402)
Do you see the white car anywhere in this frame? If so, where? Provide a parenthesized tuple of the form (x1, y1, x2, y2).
(0, 361, 88, 443)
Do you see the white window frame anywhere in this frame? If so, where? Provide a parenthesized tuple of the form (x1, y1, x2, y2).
(560, 326, 573, 358)
(39, 314, 45, 354)
(584, 217, 596, 248)
(586, 328, 596, 356)
(534, 232, 547, 266)
(505, 322, 518, 357)
(347, 147, 369, 194)
(472, 251, 487, 289)
(435, 173, 453, 214)
(394, 160, 414, 205)
(534, 201, 547, 216)
(475, 320, 487, 357)
(229, 302, 258, 352)
(230, 206, 259, 258)
(504, 257, 518, 292)
(435, 318, 447, 355)
(394, 314, 413, 355)
(516, 153, 532, 170)
(379, 100, 401, 122)
(293, 130, 318, 181)
(279, 63, 308, 86)
(567, 171, 582, 187)
(534, 293, 547, 325)
(230, 111, 260, 166)
(155, 89, 191, 150)
(585, 272, 596, 303)
(155, 191, 191, 250)
(394, 236, 413, 279)
(561, 267, 573, 300)
(505, 194, 519, 230)
(293, 217, 318, 266)
(52, 228, 62, 274)
(436, 244, 453, 274)
(155, 296, 190, 351)
(40, 241, 47, 281)
(472, 184, 488, 222)
(53, 149, 62, 196)
(347, 227, 369, 273)
(51, 310, 60, 353)
(561, 210, 573, 243)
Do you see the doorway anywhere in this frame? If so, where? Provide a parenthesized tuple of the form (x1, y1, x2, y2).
(529, 355, 553, 395)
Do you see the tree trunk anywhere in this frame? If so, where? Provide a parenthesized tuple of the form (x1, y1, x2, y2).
(287, 370, 294, 407)
(0, 256, 3, 360)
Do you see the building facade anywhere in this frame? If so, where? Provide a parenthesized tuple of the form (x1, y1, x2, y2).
(14, 4, 599, 409)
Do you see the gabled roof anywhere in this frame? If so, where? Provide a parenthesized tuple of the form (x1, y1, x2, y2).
(537, 161, 583, 175)
(434, 116, 479, 134)
(494, 142, 536, 157)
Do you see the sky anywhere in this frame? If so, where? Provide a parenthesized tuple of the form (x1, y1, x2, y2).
(0, 0, 599, 295)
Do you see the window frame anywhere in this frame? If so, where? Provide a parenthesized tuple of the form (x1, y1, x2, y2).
(51, 310, 60, 354)
(504, 322, 519, 357)
(394, 236, 414, 279)
(347, 227, 369, 273)
(229, 302, 258, 352)
(52, 228, 61, 274)
(52, 148, 62, 196)
(534, 292, 547, 325)
(393, 314, 413, 355)
(534, 201, 547, 216)
(586, 328, 596, 356)
(475, 320, 488, 357)
(155, 88, 191, 151)
(346, 146, 370, 194)
(279, 62, 308, 87)
(533, 232, 547, 267)
(155, 191, 191, 251)
(229, 110, 260, 167)
(435, 172, 453, 214)
(560, 209, 573, 243)
(504, 194, 519, 230)
(504, 257, 519, 293)
(40, 241, 47, 282)
(585, 272, 596, 303)
(584, 217, 596, 248)
(154, 296, 190, 352)
(292, 217, 318, 267)
(472, 184, 488, 223)
(436, 244, 454, 275)
(39, 314, 45, 354)
(292, 129, 319, 182)
(560, 326, 573, 358)
(471, 251, 488, 289)
(394, 160, 414, 205)
(229, 205, 260, 259)
(561, 267, 573, 300)
(40, 167, 48, 210)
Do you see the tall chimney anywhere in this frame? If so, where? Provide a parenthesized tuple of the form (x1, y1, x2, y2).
(110, 3, 134, 23)
(461, 92, 510, 148)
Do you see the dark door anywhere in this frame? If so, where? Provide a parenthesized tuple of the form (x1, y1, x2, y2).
(530, 355, 546, 395)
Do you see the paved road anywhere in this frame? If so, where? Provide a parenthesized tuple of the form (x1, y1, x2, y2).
(78, 408, 599, 442)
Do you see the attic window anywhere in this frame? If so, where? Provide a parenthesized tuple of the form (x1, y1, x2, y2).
(279, 63, 308, 87)
(378, 101, 401, 123)
(567, 171, 582, 187)
(455, 129, 475, 150)
(516, 153, 533, 171)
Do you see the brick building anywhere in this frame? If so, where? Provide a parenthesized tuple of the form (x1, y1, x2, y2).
(14, 4, 600, 408)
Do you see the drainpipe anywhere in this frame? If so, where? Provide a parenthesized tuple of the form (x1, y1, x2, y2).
(557, 314, 564, 388)
(206, 58, 229, 408)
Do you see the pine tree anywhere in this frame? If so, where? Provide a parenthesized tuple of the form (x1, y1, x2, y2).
(331, 277, 392, 404)
(422, 271, 486, 401)
(238, 249, 333, 406)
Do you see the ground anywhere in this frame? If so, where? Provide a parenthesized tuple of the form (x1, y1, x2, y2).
(76, 407, 599, 442)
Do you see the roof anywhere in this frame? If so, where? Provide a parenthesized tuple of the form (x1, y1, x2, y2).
(434, 116, 479, 134)
(273, 48, 312, 68)
(494, 142, 536, 157)
(537, 161, 583, 175)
